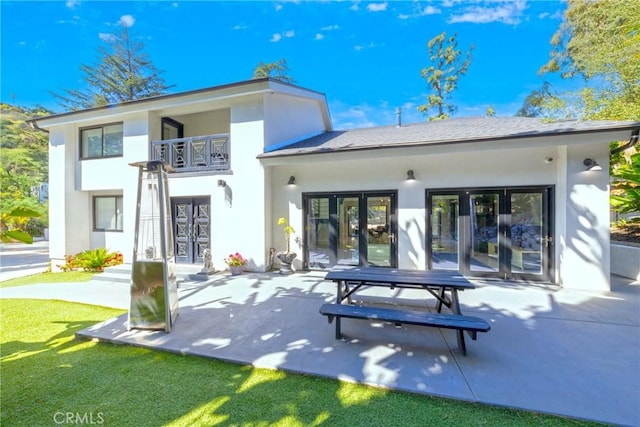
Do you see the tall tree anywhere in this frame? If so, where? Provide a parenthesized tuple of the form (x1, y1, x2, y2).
(535, 0, 640, 121)
(516, 82, 561, 119)
(53, 26, 173, 111)
(418, 32, 473, 121)
(252, 59, 295, 83)
(0, 103, 50, 241)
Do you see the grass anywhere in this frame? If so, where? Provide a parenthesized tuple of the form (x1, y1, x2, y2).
(0, 299, 601, 426)
(0, 271, 95, 288)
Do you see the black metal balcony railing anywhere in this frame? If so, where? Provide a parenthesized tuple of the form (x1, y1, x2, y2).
(151, 133, 230, 172)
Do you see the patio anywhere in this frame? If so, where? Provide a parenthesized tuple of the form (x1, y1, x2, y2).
(72, 271, 639, 426)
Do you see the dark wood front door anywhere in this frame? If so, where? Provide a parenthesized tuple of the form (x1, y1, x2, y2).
(171, 197, 210, 264)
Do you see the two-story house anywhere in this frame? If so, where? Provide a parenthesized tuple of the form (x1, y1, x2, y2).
(31, 78, 639, 291)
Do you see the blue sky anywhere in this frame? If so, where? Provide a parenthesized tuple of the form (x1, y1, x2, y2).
(1, 1, 572, 129)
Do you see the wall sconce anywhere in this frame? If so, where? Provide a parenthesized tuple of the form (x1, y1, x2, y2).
(544, 156, 553, 164)
(287, 176, 296, 185)
(406, 169, 415, 181)
(583, 158, 602, 171)
(217, 179, 226, 187)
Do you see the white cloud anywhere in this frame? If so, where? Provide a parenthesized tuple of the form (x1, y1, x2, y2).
(354, 42, 376, 51)
(349, 2, 360, 12)
(539, 10, 563, 20)
(99, 33, 117, 42)
(315, 33, 325, 41)
(275, 4, 283, 11)
(271, 30, 294, 42)
(66, 0, 80, 9)
(172, 2, 178, 8)
(118, 15, 135, 28)
(233, 24, 248, 30)
(421, 5, 441, 16)
(399, 4, 441, 19)
(447, 1, 527, 25)
(321, 24, 340, 31)
(367, 2, 388, 12)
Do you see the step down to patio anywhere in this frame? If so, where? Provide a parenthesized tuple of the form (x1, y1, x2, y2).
(91, 263, 218, 285)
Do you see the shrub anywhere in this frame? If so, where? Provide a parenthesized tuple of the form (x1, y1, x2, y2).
(57, 248, 123, 272)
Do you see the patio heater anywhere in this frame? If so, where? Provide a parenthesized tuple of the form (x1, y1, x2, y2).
(128, 160, 179, 332)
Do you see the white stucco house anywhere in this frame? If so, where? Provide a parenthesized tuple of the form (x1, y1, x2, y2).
(30, 78, 639, 290)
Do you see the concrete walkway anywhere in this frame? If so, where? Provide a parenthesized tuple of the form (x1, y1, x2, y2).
(2, 272, 639, 426)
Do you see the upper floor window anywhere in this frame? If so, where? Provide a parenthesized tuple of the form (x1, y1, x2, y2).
(81, 123, 123, 159)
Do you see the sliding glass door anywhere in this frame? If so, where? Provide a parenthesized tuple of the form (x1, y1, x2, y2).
(427, 187, 553, 281)
(304, 191, 397, 270)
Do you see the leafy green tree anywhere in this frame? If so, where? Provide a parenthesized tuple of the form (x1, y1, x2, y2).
(611, 153, 640, 215)
(485, 105, 496, 117)
(252, 59, 295, 83)
(516, 82, 561, 119)
(0, 103, 50, 241)
(52, 26, 173, 111)
(536, 0, 640, 121)
(418, 32, 473, 121)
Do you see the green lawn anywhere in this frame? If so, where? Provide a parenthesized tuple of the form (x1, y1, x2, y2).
(0, 299, 600, 426)
(0, 271, 95, 288)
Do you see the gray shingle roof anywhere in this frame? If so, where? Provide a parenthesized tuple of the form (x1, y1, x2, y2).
(260, 116, 639, 158)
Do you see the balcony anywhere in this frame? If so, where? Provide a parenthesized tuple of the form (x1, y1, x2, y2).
(151, 133, 230, 172)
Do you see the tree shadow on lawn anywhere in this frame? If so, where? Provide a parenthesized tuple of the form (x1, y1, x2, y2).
(0, 299, 525, 427)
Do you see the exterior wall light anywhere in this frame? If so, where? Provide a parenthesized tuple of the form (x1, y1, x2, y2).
(406, 169, 415, 180)
(287, 176, 296, 185)
(583, 158, 602, 171)
(217, 179, 226, 187)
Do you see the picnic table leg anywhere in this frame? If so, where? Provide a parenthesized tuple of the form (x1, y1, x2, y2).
(335, 281, 342, 338)
(436, 288, 445, 313)
(450, 289, 462, 314)
(456, 330, 467, 356)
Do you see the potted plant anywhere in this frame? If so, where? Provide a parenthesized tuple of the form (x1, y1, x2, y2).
(225, 252, 247, 275)
(276, 217, 297, 274)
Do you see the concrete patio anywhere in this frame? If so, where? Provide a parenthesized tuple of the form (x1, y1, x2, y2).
(3, 270, 639, 426)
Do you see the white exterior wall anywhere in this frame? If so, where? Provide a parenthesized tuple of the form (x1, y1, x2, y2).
(263, 93, 326, 150)
(268, 141, 613, 289)
(177, 109, 230, 137)
(557, 144, 611, 290)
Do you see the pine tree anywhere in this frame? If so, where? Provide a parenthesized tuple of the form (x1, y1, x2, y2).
(418, 32, 473, 121)
(53, 26, 173, 111)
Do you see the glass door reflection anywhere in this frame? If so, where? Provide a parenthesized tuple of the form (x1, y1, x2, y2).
(510, 192, 544, 275)
(305, 197, 331, 269)
(431, 195, 459, 270)
(337, 197, 359, 265)
(470, 193, 500, 272)
(366, 196, 392, 266)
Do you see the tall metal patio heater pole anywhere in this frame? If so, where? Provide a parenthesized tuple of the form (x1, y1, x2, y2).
(128, 160, 179, 332)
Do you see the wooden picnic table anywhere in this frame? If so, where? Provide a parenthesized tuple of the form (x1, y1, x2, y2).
(321, 266, 490, 355)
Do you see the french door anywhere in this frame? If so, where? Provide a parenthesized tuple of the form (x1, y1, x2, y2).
(171, 197, 210, 264)
(304, 191, 397, 269)
(427, 187, 553, 281)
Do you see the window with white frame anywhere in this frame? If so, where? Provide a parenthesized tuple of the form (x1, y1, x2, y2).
(81, 123, 123, 158)
(94, 196, 123, 231)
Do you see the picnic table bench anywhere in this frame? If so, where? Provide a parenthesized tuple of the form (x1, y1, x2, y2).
(321, 267, 491, 355)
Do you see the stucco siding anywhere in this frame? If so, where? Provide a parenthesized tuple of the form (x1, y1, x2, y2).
(263, 93, 326, 151)
(269, 142, 613, 289)
(558, 143, 611, 290)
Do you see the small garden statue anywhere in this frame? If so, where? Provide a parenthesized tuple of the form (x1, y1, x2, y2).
(276, 217, 297, 274)
(200, 248, 215, 275)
